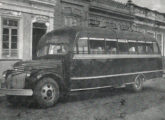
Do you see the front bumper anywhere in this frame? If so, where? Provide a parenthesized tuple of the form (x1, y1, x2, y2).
(0, 88, 33, 96)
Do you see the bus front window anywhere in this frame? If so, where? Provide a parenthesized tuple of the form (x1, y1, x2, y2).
(48, 44, 68, 55)
(37, 44, 68, 57)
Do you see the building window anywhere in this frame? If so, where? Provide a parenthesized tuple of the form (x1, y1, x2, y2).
(88, 15, 100, 27)
(2, 18, 18, 58)
(73, 8, 81, 16)
(137, 28, 145, 33)
(120, 23, 129, 31)
(109, 22, 117, 30)
(64, 16, 81, 27)
(147, 31, 155, 38)
(63, 7, 72, 15)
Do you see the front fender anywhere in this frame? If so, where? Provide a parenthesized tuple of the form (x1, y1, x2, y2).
(26, 70, 68, 92)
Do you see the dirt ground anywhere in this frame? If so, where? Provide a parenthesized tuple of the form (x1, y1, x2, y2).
(0, 78, 165, 120)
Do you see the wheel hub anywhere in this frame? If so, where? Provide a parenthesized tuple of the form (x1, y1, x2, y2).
(47, 90, 53, 97)
(41, 84, 55, 101)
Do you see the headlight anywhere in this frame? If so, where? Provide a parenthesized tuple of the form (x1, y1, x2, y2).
(26, 73, 31, 77)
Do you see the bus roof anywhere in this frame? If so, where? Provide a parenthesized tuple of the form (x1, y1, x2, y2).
(37, 27, 157, 49)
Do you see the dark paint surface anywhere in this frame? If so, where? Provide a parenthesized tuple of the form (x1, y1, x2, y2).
(70, 58, 162, 89)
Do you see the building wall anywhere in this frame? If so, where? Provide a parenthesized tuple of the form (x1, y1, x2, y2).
(88, 0, 134, 30)
(54, 0, 89, 29)
(54, 0, 134, 31)
(0, 0, 55, 78)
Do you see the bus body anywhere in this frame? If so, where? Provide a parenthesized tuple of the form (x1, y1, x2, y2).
(0, 27, 163, 107)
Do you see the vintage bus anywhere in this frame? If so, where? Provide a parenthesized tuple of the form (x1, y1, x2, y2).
(0, 27, 163, 108)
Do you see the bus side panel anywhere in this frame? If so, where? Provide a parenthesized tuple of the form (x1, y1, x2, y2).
(70, 57, 162, 90)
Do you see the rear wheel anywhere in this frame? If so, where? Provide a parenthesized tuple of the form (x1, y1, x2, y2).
(132, 75, 144, 92)
(34, 77, 60, 108)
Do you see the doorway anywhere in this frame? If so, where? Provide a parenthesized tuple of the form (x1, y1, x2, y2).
(32, 22, 47, 59)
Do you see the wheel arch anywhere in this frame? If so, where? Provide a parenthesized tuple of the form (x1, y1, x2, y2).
(34, 73, 67, 95)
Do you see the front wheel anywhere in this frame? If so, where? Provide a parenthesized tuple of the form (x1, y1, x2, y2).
(34, 77, 60, 108)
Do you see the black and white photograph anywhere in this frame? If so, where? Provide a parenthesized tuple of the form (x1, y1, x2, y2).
(0, 0, 165, 120)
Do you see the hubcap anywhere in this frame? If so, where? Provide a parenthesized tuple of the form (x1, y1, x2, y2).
(41, 84, 55, 101)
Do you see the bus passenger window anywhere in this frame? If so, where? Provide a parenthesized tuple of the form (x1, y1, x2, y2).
(146, 43, 153, 54)
(89, 40, 105, 54)
(78, 38, 88, 54)
(128, 41, 137, 54)
(105, 40, 117, 54)
(137, 43, 146, 54)
(153, 42, 159, 54)
(129, 47, 136, 53)
(118, 40, 128, 54)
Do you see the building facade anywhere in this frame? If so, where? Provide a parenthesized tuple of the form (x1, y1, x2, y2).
(54, 0, 134, 31)
(0, 0, 55, 78)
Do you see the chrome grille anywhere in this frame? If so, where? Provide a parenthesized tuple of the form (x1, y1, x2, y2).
(6, 73, 26, 89)
(13, 65, 25, 74)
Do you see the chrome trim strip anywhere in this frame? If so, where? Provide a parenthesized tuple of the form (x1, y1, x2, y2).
(89, 38, 104, 40)
(78, 37, 154, 44)
(0, 88, 33, 96)
(128, 40, 137, 43)
(79, 37, 88, 40)
(73, 54, 162, 60)
(105, 38, 117, 41)
(118, 39, 127, 43)
(70, 82, 141, 92)
(71, 70, 163, 80)
(70, 85, 112, 92)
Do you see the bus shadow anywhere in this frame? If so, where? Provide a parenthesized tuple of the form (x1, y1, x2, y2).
(65, 88, 134, 103)
(65, 86, 165, 103)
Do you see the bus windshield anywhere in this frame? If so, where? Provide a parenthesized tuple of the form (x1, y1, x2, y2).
(37, 43, 69, 57)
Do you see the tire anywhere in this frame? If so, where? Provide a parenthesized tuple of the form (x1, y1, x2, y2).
(34, 77, 60, 108)
(132, 75, 144, 92)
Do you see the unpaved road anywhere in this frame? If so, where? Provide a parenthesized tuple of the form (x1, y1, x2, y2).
(0, 78, 165, 120)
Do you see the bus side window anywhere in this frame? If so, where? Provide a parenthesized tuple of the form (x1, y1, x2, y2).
(78, 38, 88, 54)
(89, 40, 105, 54)
(128, 41, 137, 54)
(118, 40, 128, 54)
(105, 40, 117, 54)
(146, 43, 153, 54)
(137, 43, 146, 54)
(153, 42, 159, 54)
